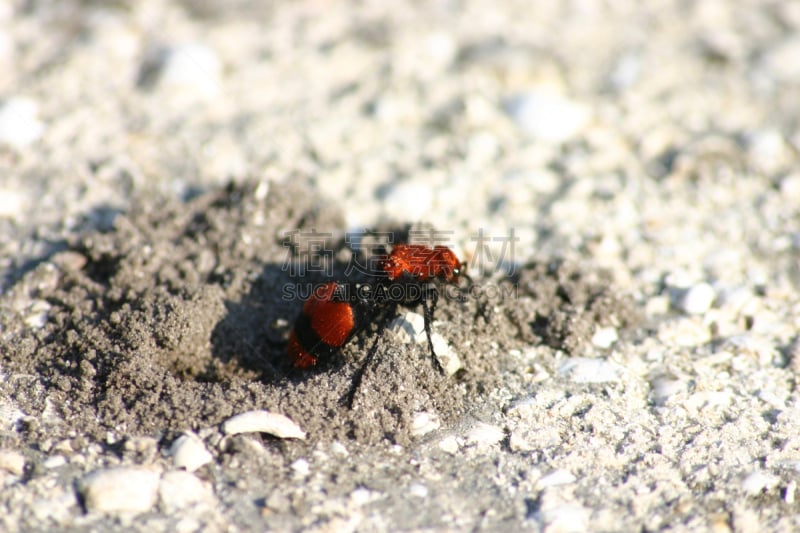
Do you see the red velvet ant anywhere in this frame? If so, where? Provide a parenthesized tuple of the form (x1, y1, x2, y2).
(287, 243, 467, 403)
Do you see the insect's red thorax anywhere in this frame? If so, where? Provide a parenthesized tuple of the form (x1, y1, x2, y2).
(379, 244, 461, 283)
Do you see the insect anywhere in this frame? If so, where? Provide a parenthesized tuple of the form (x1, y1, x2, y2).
(286, 242, 468, 404)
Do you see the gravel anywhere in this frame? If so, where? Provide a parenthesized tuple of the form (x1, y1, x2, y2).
(0, 96, 43, 149)
(158, 470, 215, 512)
(2, 0, 800, 531)
(169, 432, 214, 473)
(78, 467, 161, 515)
(0, 449, 25, 476)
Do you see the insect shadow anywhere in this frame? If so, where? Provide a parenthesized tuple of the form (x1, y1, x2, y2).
(208, 228, 413, 391)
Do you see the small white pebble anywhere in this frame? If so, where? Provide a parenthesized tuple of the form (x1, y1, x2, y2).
(438, 436, 460, 454)
(410, 411, 440, 437)
(465, 423, 505, 447)
(408, 483, 429, 498)
(170, 432, 213, 472)
(645, 295, 671, 316)
(504, 89, 590, 143)
(254, 180, 270, 201)
(330, 441, 349, 457)
(432, 333, 462, 376)
(742, 470, 780, 495)
(0, 97, 44, 148)
(78, 466, 161, 514)
(541, 503, 589, 532)
(674, 283, 716, 315)
(159, 470, 214, 511)
(559, 358, 621, 383)
(608, 52, 641, 90)
(0, 449, 25, 476)
(538, 469, 576, 488)
(0, 189, 23, 219)
(747, 129, 788, 174)
(506, 398, 537, 418)
(290, 458, 310, 477)
(423, 31, 456, 66)
(24, 300, 50, 329)
(222, 410, 306, 439)
(43, 455, 67, 469)
(371, 94, 415, 123)
(591, 326, 618, 349)
(780, 173, 800, 200)
(389, 312, 426, 344)
(154, 43, 221, 98)
(350, 487, 379, 506)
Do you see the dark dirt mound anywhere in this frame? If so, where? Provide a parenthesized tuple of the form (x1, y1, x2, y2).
(0, 182, 637, 448)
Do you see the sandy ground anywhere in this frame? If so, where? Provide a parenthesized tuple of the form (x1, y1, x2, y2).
(1, 0, 800, 531)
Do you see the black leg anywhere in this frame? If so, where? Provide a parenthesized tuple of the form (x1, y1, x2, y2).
(342, 305, 394, 408)
(421, 285, 444, 372)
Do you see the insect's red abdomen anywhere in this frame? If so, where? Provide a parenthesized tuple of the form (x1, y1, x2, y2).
(288, 282, 356, 369)
(306, 288, 355, 348)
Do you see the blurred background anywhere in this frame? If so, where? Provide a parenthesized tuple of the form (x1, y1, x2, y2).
(1, 0, 798, 291)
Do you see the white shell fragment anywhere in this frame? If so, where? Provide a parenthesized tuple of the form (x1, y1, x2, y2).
(78, 466, 161, 514)
(221, 410, 306, 440)
(170, 431, 213, 472)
